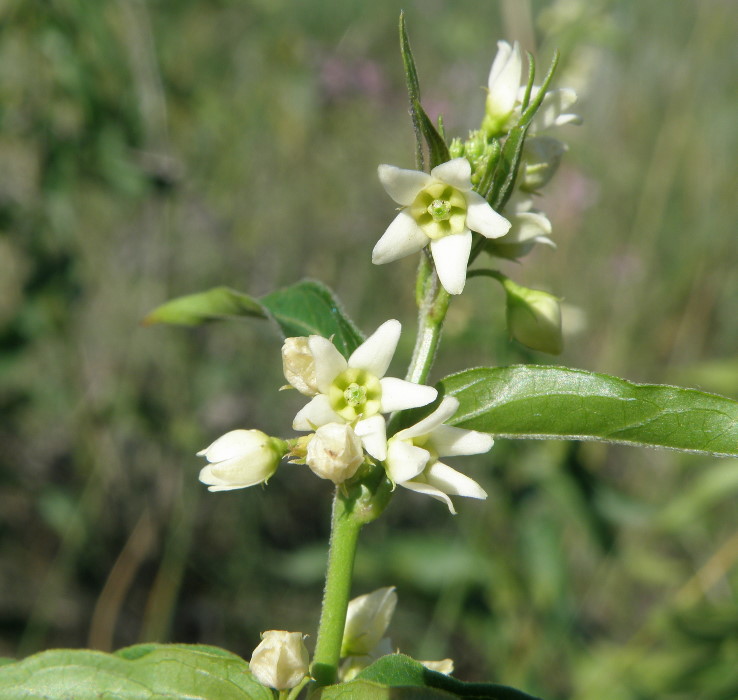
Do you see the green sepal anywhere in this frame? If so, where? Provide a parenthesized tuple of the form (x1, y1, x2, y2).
(144, 279, 364, 358)
(438, 366, 738, 457)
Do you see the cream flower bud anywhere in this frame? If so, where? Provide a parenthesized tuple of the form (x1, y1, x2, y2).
(306, 423, 364, 484)
(503, 278, 563, 355)
(249, 630, 310, 691)
(282, 337, 319, 396)
(341, 587, 397, 657)
(198, 429, 285, 492)
(420, 658, 454, 675)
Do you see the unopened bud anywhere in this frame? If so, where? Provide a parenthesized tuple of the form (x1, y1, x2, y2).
(306, 423, 364, 484)
(341, 587, 397, 657)
(249, 630, 309, 690)
(282, 337, 319, 396)
(503, 278, 563, 355)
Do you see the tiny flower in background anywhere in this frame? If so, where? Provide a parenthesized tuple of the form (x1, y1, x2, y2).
(486, 193, 554, 260)
(374, 158, 510, 295)
(483, 40, 522, 136)
(385, 397, 492, 514)
(291, 320, 437, 461)
(306, 423, 365, 484)
(341, 587, 397, 657)
(282, 336, 320, 396)
(502, 277, 563, 355)
(198, 429, 286, 492)
(249, 630, 310, 691)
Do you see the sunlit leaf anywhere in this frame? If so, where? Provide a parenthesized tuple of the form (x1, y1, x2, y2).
(439, 366, 738, 457)
(0, 644, 272, 699)
(142, 286, 265, 326)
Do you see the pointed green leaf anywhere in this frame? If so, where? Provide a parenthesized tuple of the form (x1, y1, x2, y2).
(261, 280, 364, 357)
(0, 644, 273, 699)
(144, 279, 364, 358)
(142, 286, 266, 326)
(319, 654, 543, 699)
(399, 13, 450, 171)
(439, 366, 738, 457)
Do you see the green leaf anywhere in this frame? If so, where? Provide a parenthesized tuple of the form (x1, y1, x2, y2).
(319, 654, 544, 699)
(260, 280, 364, 357)
(144, 279, 364, 358)
(142, 286, 266, 326)
(0, 643, 273, 699)
(439, 366, 738, 457)
(399, 13, 450, 171)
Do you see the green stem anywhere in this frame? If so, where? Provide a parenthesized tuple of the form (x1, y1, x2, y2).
(311, 489, 363, 687)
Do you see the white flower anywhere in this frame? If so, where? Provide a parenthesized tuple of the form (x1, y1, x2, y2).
(487, 194, 554, 260)
(341, 587, 397, 657)
(484, 40, 523, 134)
(420, 659, 454, 675)
(503, 279, 563, 355)
(197, 429, 284, 492)
(306, 423, 365, 484)
(374, 158, 511, 295)
(385, 397, 491, 514)
(292, 320, 437, 461)
(526, 85, 581, 133)
(249, 630, 309, 691)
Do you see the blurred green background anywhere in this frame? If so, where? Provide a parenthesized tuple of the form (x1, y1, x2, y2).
(2, 0, 738, 697)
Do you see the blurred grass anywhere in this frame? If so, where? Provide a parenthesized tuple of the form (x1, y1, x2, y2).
(1, 0, 737, 697)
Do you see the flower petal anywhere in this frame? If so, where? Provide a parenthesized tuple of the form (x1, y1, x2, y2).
(386, 439, 429, 484)
(400, 479, 457, 514)
(309, 335, 348, 393)
(199, 456, 269, 491)
(378, 164, 431, 206)
(427, 425, 494, 457)
(348, 319, 401, 377)
(488, 41, 522, 117)
(379, 377, 437, 412)
(465, 191, 511, 239)
(372, 210, 429, 265)
(394, 397, 460, 442)
(425, 461, 488, 500)
(354, 415, 387, 461)
(293, 394, 344, 431)
(197, 429, 260, 462)
(531, 88, 579, 132)
(430, 231, 472, 295)
(430, 158, 472, 191)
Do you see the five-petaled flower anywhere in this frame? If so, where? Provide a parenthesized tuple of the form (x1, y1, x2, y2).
(291, 320, 437, 461)
(373, 158, 511, 295)
(385, 397, 492, 513)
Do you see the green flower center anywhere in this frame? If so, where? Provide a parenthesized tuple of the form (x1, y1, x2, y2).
(427, 199, 452, 222)
(410, 182, 468, 240)
(328, 368, 382, 421)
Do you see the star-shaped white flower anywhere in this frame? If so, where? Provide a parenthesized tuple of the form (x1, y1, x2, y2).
(385, 397, 492, 514)
(374, 158, 511, 295)
(292, 320, 437, 461)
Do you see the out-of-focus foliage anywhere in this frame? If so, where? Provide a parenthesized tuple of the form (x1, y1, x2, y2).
(1, 1, 737, 698)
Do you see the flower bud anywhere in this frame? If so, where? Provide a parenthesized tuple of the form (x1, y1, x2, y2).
(282, 337, 319, 396)
(341, 587, 397, 657)
(420, 658, 454, 675)
(503, 278, 563, 355)
(197, 429, 285, 492)
(249, 630, 309, 690)
(306, 423, 364, 484)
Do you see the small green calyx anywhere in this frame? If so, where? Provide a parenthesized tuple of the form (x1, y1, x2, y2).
(410, 183, 467, 240)
(328, 368, 382, 421)
(427, 199, 452, 222)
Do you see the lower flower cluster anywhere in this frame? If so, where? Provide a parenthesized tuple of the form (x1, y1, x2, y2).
(197, 319, 493, 513)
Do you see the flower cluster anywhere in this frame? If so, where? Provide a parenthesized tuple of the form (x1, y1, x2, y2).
(197, 320, 492, 513)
